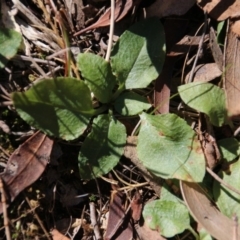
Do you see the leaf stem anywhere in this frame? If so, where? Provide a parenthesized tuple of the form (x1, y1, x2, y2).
(206, 167, 240, 196)
(105, 0, 115, 62)
(111, 84, 125, 101)
(187, 226, 199, 240)
(93, 105, 109, 116)
(151, 92, 179, 114)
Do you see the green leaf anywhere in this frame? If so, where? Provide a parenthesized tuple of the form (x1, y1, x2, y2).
(12, 77, 94, 140)
(178, 82, 227, 126)
(111, 18, 165, 89)
(213, 158, 240, 219)
(78, 53, 116, 103)
(0, 28, 22, 68)
(143, 199, 190, 238)
(199, 228, 213, 240)
(137, 113, 205, 182)
(114, 91, 151, 116)
(159, 183, 182, 202)
(218, 138, 240, 162)
(78, 114, 126, 179)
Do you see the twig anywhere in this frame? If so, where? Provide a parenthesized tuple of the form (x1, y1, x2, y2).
(12, 0, 45, 27)
(0, 101, 12, 107)
(0, 205, 39, 231)
(0, 146, 10, 157)
(25, 196, 51, 240)
(234, 126, 240, 137)
(206, 167, 240, 195)
(105, 0, 115, 62)
(131, 119, 141, 136)
(0, 94, 11, 101)
(89, 202, 102, 240)
(33, 66, 63, 84)
(0, 178, 11, 240)
(28, 56, 48, 78)
(187, 11, 208, 83)
(0, 84, 10, 100)
(118, 182, 149, 191)
(15, 55, 56, 66)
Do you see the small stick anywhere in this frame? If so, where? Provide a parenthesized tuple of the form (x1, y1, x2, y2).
(234, 126, 240, 137)
(187, 11, 208, 83)
(0, 84, 11, 100)
(0, 178, 11, 240)
(0, 146, 11, 157)
(0, 101, 13, 107)
(25, 196, 51, 240)
(0, 94, 11, 101)
(105, 0, 115, 62)
(27, 56, 48, 78)
(16, 55, 56, 66)
(89, 202, 102, 240)
(206, 167, 240, 195)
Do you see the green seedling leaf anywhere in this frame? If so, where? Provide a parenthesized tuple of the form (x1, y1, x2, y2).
(78, 53, 116, 103)
(199, 228, 213, 240)
(12, 77, 94, 140)
(213, 158, 240, 219)
(0, 28, 22, 68)
(218, 138, 240, 162)
(137, 113, 205, 182)
(143, 199, 190, 238)
(178, 82, 227, 126)
(78, 114, 126, 179)
(114, 91, 151, 116)
(111, 18, 165, 89)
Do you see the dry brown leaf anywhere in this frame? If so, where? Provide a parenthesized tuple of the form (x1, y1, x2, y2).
(197, 0, 240, 21)
(146, 0, 195, 18)
(180, 181, 240, 240)
(114, 219, 133, 240)
(0, 131, 54, 214)
(51, 229, 70, 240)
(74, 0, 133, 36)
(104, 191, 133, 240)
(168, 36, 205, 57)
(231, 19, 240, 36)
(185, 63, 222, 82)
(130, 191, 142, 222)
(224, 22, 240, 119)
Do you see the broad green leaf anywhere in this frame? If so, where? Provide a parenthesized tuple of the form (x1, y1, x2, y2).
(0, 28, 22, 68)
(12, 77, 94, 140)
(114, 91, 151, 116)
(78, 114, 126, 179)
(137, 113, 205, 182)
(218, 138, 240, 162)
(143, 199, 190, 238)
(213, 158, 240, 219)
(178, 82, 227, 126)
(111, 18, 165, 89)
(78, 53, 116, 103)
(161, 183, 182, 202)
